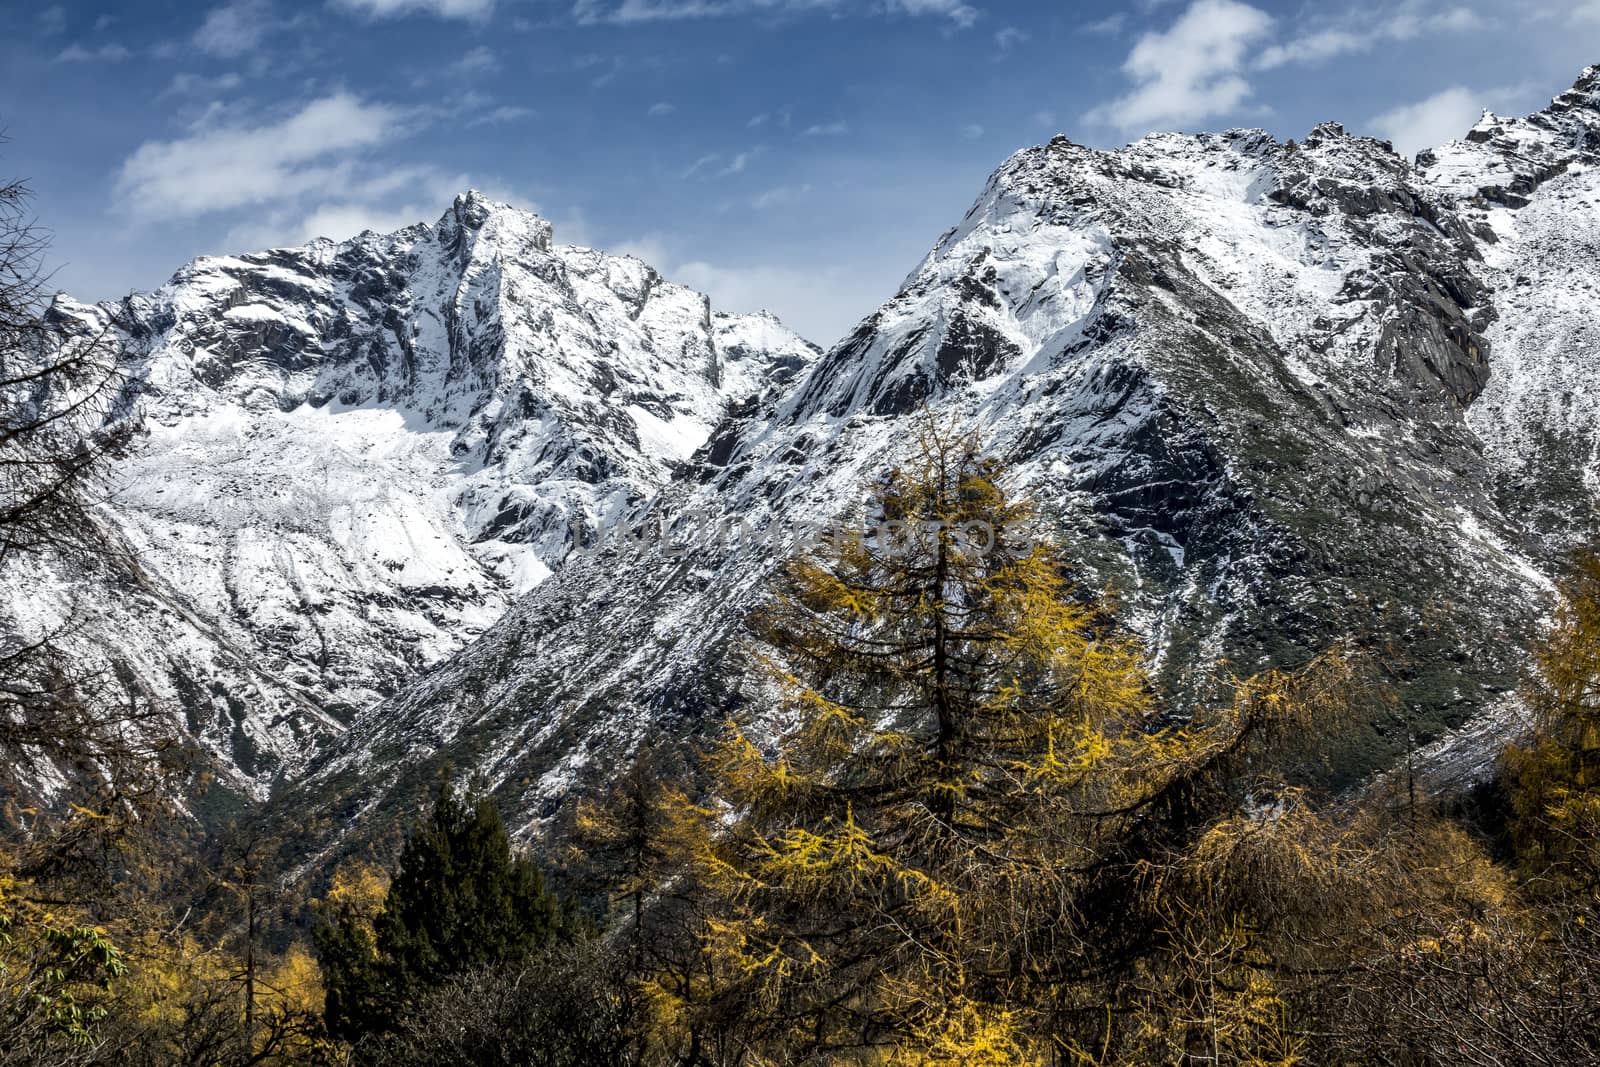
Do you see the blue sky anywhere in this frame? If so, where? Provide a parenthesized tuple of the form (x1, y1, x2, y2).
(3, 0, 1595, 344)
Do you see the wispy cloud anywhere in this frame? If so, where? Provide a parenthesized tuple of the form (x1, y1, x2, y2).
(993, 25, 1025, 52)
(681, 147, 764, 178)
(751, 183, 810, 209)
(451, 46, 500, 74)
(116, 93, 409, 221)
(160, 71, 246, 98)
(961, 123, 984, 139)
(1084, 0, 1273, 133)
(1085, 0, 1493, 136)
(587, 56, 625, 87)
(648, 101, 677, 116)
(1081, 12, 1125, 34)
(884, 0, 977, 26)
(466, 105, 535, 127)
(574, 0, 977, 28)
(334, 0, 494, 18)
(1257, 6, 1487, 69)
(116, 94, 523, 252)
(800, 121, 848, 136)
(57, 42, 132, 62)
(681, 153, 721, 179)
(719, 148, 761, 174)
(193, 0, 278, 58)
(749, 106, 794, 128)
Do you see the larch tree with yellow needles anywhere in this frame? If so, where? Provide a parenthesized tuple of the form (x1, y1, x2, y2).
(693, 419, 1364, 1065)
(1506, 549, 1600, 890)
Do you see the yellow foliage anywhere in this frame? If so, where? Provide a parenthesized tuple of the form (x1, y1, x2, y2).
(1506, 549, 1600, 887)
(640, 416, 1558, 1066)
(259, 943, 325, 1019)
(883, 991, 1046, 1066)
(323, 859, 388, 916)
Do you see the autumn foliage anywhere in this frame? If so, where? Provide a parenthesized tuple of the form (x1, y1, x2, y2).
(3, 421, 1599, 1065)
(568, 422, 1600, 1066)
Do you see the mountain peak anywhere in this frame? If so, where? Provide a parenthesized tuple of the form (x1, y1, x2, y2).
(1563, 63, 1600, 100)
(440, 189, 553, 250)
(1419, 64, 1600, 200)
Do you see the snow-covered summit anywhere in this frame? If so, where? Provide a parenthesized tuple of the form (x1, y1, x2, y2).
(1417, 66, 1600, 536)
(5, 194, 817, 795)
(1420, 65, 1600, 202)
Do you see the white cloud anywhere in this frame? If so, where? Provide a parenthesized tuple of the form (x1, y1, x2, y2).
(1085, 0, 1273, 133)
(1431, 7, 1487, 30)
(1366, 81, 1545, 159)
(750, 183, 811, 209)
(57, 42, 132, 61)
(885, 0, 977, 27)
(747, 112, 769, 126)
(217, 168, 530, 251)
(681, 153, 721, 179)
(719, 149, 760, 175)
(193, 0, 275, 58)
(638, 249, 859, 343)
(993, 25, 1025, 52)
(451, 46, 499, 74)
(961, 123, 984, 139)
(648, 101, 677, 115)
(160, 71, 245, 98)
(800, 121, 848, 136)
(681, 148, 762, 179)
(575, 0, 976, 27)
(335, 0, 494, 19)
(1081, 12, 1124, 34)
(1255, 28, 1365, 68)
(1370, 87, 1482, 158)
(684, 259, 865, 344)
(466, 105, 535, 126)
(1257, 6, 1487, 70)
(116, 93, 407, 221)
(292, 204, 431, 243)
(1033, 109, 1056, 127)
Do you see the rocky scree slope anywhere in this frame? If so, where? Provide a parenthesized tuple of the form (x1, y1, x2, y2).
(2, 192, 816, 801)
(287, 68, 1600, 850)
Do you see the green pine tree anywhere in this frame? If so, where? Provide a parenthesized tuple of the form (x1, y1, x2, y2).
(315, 782, 572, 1044)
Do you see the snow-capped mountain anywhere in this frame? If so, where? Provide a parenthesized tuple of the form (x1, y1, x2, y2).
(1422, 67, 1600, 537)
(4, 191, 816, 796)
(284, 67, 1600, 847)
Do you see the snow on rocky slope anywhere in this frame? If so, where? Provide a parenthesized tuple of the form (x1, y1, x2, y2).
(2, 192, 816, 797)
(287, 67, 1600, 849)
(1420, 66, 1600, 540)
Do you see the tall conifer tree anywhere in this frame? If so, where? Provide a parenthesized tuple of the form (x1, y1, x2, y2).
(316, 783, 570, 1044)
(689, 418, 1362, 1063)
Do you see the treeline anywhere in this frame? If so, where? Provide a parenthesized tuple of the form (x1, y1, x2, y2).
(4, 168, 1598, 1063)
